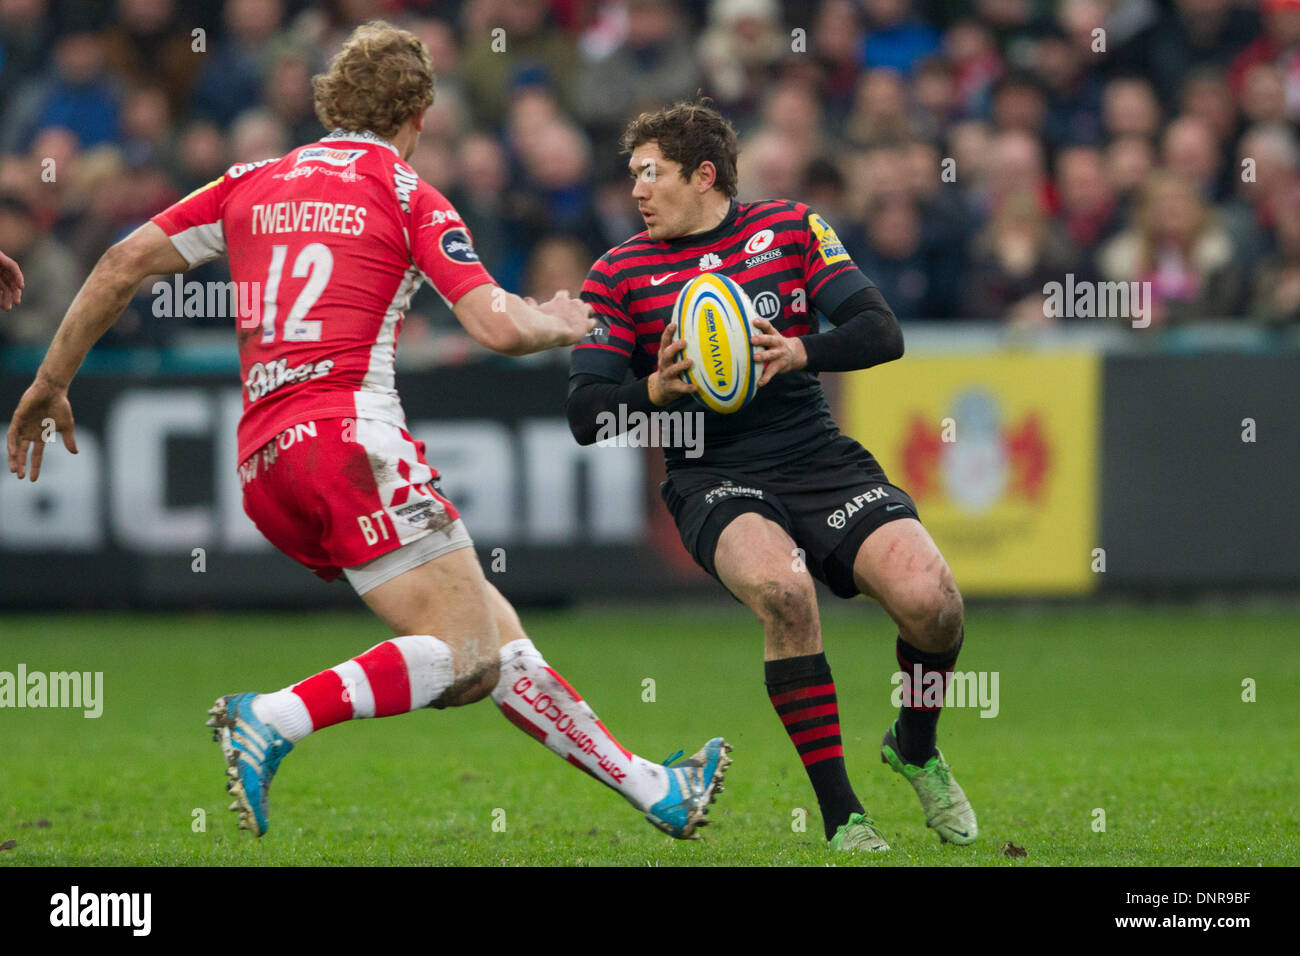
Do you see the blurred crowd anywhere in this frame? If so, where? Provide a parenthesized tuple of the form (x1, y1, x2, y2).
(2, 0, 1299, 352)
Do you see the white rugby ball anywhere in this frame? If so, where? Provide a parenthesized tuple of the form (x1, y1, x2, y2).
(672, 272, 761, 415)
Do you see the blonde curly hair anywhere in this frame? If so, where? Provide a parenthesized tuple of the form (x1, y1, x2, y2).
(312, 21, 435, 140)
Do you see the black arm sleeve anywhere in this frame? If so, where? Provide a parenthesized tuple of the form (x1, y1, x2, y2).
(797, 285, 904, 374)
(565, 372, 661, 445)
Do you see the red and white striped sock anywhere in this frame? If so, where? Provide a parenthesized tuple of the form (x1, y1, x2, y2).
(250, 635, 455, 743)
(492, 638, 669, 812)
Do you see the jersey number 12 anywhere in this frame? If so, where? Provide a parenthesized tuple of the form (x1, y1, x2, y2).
(260, 242, 334, 344)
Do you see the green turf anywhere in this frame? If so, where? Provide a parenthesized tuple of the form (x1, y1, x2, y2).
(0, 604, 1295, 866)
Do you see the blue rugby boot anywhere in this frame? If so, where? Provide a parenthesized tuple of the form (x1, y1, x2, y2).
(206, 693, 294, 837)
(644, 738, 732, 839)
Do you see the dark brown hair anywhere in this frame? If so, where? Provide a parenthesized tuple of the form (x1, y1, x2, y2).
(619, 97, 739, 198)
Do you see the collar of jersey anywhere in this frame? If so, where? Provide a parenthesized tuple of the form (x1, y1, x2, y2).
(321, 128, 399, 155)
(658, 199, 738, 249)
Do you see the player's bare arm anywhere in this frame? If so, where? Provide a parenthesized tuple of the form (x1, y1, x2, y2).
(0, 249, 23, 310)
(452, 284, 595, 356)
(7, 222, 184, 481)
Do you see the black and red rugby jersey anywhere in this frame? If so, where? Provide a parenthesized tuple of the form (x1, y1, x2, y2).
(572, 198, 875, 471)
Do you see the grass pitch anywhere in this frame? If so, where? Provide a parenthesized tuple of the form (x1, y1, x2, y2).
(0, 603, 1295, 866)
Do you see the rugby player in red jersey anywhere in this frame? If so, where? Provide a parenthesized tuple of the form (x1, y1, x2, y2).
(568, 99, 976, 852)
(6, 23, 729, 840)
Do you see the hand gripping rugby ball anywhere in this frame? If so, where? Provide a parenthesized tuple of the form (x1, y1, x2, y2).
(672, 272, 761, 415)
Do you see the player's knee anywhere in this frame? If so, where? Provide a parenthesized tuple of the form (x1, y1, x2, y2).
(894, 567, 963, 651)
(438, 647, 500, 708)
(752, 578, 817, 635)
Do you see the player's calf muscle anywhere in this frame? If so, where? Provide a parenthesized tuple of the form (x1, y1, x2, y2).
(361, 548, 500, 706)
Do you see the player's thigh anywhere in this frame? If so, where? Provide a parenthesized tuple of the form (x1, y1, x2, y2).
(360, 542, 501, 685)
(714, 511, 821, 641)
(851, 518, 963, 647)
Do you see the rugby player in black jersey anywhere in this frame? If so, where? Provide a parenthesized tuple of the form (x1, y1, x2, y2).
(567, 99, 977, 852)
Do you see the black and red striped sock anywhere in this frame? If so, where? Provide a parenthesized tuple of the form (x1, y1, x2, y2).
(895, 631, 963, 765)
(765, 653, 864, 840)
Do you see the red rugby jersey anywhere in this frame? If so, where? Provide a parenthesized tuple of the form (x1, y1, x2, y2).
(151, 129, 495, 463)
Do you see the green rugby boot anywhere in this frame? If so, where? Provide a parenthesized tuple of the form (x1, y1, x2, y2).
(881, 721, 977, 845)
(829, 811, 890, 852)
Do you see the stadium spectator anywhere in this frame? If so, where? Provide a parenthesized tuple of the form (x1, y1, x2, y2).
(1, 29, 120, 151)
(1221, 122, 1300, 271)
(988, 70, 1049, 139)
(574, 0, 700, 145)
(1104, 134, 1156, 212)
(942, 18, 1002, 117)
(191, 0, 286, 127)
(229, 108, 290, 164)
(1180, 67, 1241, 155)
(459, 0, 577, 128)
(844, 68, 916, 147)
(696, 0, 785, 126)
(100, 0, 199, 113)
(1034, 3, 1109, 147)
(172, 119, 229, 194)
(1054, 145, 1120, 274)
(263, 46, 325, 146)
(1130, 0, 1260, 103)
(1098, 171, 1243, 325)
(1240, 62, 1290, 126)
(736, 128, 807, 203)
(57, 145, 129, 273)
(810, 0, 865, 123)
(1101, 76, 1162, 142)
(859, 0, 940, 76)
(851, 194, 954, 320)
(1249, 182, 1300, 326)
(985, 129, 1053, 220)
(0, 0, 54, 106)
(756, 79, 826, 163)
(1162, 114, 1229, 202)
(0, 192, 78, 344)
(119, 84, 173, 168)
(513, 120, 604, 255)
(523, 234, 590, 304)
(946, 118, 996, 215)
(964, 190, 1080, 320)
(1230, 0, 1300, 119)
(911, 56, 957, 142)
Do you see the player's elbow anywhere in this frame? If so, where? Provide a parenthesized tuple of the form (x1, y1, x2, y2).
(565, 380, 611, 445)
(100, 237, 153, 286)
(464, 312, 528, 356)
(883, 317, 904, 362)
(479, 323, 529, 356)
(565, 398, 600, 445)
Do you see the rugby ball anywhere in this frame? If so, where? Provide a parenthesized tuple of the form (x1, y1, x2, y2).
(672, 272, 761, 415)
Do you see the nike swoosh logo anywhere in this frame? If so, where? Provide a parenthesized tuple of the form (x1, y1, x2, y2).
(886, 504, 906, 511)
(649, 272, 678, 286)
